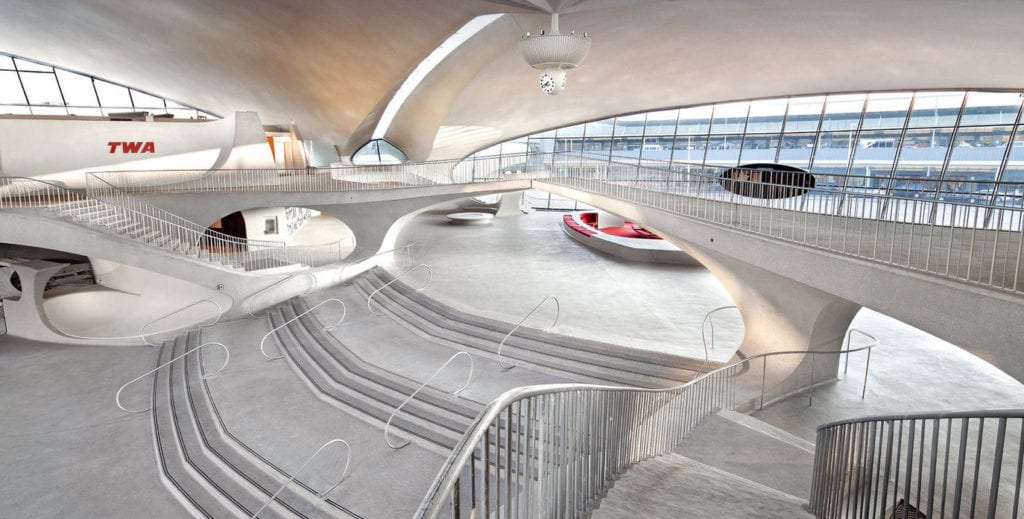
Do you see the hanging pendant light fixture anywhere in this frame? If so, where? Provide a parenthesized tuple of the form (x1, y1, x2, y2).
(519, 13, 591, 96)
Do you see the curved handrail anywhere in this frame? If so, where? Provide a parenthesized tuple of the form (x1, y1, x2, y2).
(385, 352, 474, 450)
(249, 438, 352, 519)
(700, 305, 740, 351)
(115, 341, 229, 413)
(336, 241, 415, 283)
(259, 298, 347, 360)
(141, 299, 224, 346)
(245, 273, 318, 317)
(496, 295, 560, 370)
(415, 339, 880, 518)
(366, 264, 432, 316)
(841, 327, 878, 375)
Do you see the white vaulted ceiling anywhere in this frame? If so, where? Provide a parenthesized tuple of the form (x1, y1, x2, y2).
(1, 0, 1023, 161)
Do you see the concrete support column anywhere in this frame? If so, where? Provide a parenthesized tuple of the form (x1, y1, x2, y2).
(662, 235, 861, 406)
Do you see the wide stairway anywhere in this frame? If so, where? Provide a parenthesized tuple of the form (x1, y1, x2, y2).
(349, 267, 709, 387)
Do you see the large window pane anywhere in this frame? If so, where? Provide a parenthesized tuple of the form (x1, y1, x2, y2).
(533, 127, 556, 138)
(959, 91, 1022, 126)
(892, 128, 952, 195)
(56, 70, 98, 107)
(999, 127, 1024, 203)
(908, 91, 963, 128)
(30, 105, 69, 116)
(0, 56, 13, 70)
(584, 118, 614, 137)
(821, 94, 865, 131)
(528, 137, 556, 154)
(13, 58, 51, 72)
(739, 134, 779, 162)
(861, 92, 912, 129)
(784, 96, 824, 132)
(710, 102, 749, 134)
(704, 135, 741, 166)
(130, 89, 165, 110)
(19, 72, 63, 105)
(745, 98, 787, 134)
(671, 135, 707, 165)
(778, 133, 817, 168)
(811, 131, 855, 184)
(0, 104, 31, 115)
(0, 71, 26, 104)
(643, 109, 679, 135)
(555, 123, 585, 138)
(942, 126, 1012, 198)
(640, 135, 674, 162)
(850, 129, 901, 188)
(676, 105, 712, 135)
(94, 80, 132, 109)
(614, 113, 646, 136)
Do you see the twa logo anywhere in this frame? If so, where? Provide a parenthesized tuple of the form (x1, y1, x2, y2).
(108, 141, 155, 153)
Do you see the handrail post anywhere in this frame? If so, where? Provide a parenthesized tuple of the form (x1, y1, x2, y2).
(115, 341, 229, 413)
(249, 438, 352, 519)
(385, 351, 474, 449)
(497, 296, 560, 370)
(259, 298, 347, 360)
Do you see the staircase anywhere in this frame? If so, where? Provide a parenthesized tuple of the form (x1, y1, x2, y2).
(354, 267, 711, 387)
(151, 330, 361, 518)
(266, 299, 483, 454)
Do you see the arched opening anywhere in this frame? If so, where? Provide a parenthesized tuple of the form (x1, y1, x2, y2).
(208, 211, 247, 239)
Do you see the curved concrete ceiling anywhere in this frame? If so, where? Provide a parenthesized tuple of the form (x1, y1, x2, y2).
(2, 0, 1024, 161)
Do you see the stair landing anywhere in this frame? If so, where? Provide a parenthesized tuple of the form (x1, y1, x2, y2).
(592, 453, 813, 519)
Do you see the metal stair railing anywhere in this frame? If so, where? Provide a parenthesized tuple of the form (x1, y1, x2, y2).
(0, 177, 298, 271)
(141, 299, 224, 346)
(810, 409, 1024, 519)
(115, 341, 229, 413)
(249, 438, 352, 519)
(414, 340, 880, 518)
(366, 264, 432, 316)
(496, 296, 560, 370)
(384, 351, 474, 450)
(700, 305, 740, 351)
(259, 298, 347, 360)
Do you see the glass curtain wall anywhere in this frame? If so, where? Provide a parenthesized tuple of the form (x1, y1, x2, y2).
(0, 52, 217, 119)
(466, 89, 1024, 208)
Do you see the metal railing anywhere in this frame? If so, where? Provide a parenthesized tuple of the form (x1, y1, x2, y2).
(842, 328, 878, 399)
(385, 351, 474, 450)
(115, 341, 229, 413)
(496, 296, 560, 370)
(810, 410, 1024, 519)
(85, 152, 549, 195)
(141, 299, 224, 346)
(415, 341, 879, 518)
(0, 177, 334, 272)
(541, 153, 1024, 293)
(700, 305, 740, 351)
(366, 264, 432, 316)
(259, 298, 347, 360)
(249, 438, 352, 519)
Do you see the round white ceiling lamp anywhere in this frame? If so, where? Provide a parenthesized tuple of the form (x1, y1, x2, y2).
(519, 13, 591, 96)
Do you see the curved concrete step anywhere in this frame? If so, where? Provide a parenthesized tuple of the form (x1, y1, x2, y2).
(357, 268, 709, 387)
(152, 332, 358, 518)
(181, 331, 360, 518)
(268, 307, 476, 452)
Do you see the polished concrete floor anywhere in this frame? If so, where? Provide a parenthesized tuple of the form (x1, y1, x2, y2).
(388, 207, 1024, 432)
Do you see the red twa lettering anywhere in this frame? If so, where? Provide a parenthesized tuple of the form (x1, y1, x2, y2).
(107, 141, 156, 153)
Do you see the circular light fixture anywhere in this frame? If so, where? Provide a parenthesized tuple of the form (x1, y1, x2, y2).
(519, 14, 590, 96)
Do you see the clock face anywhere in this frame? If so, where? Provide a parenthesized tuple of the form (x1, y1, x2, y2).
(540, 73, 555, 94)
